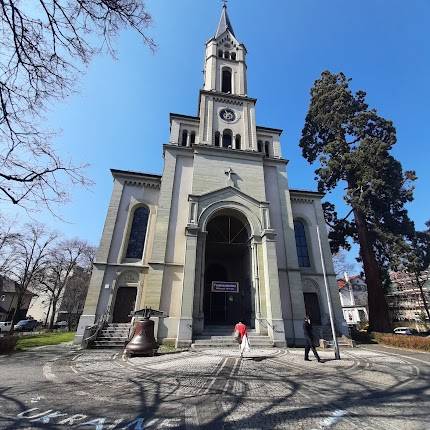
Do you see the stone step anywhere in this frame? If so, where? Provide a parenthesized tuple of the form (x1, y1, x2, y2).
(191, 342, 274, 349)
(91, 323, 132, 348)
(105, 324, 131, 327)
(199, 329, 260, 335)
(320, 338, 356, 348)
(97, 336, 129, 341)
(92, 340, 127, 348)
(195, 335, 270, 341)
(192, 339, 273, 347)
(193, 337, 273, 343)
(100, 330, 130, 335)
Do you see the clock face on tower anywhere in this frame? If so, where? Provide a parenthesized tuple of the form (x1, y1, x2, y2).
(219, 108, 236, 122)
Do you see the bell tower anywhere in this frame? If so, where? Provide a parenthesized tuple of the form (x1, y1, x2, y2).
(198, 4, 259, 151)
(203, 4, 248, 96)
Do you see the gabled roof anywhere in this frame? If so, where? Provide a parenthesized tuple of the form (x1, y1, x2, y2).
(215, 5, 235, 38)
(110, 169, 161, 180)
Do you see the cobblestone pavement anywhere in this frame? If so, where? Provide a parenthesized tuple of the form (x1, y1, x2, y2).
(0, 345, 429, 429)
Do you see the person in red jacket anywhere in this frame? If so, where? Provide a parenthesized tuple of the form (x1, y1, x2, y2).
(234, 321, 250, 357)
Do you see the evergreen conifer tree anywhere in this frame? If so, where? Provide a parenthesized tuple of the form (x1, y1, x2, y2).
(300, 71, 416, 332)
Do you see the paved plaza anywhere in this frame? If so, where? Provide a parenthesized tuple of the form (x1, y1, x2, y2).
(0, 344, 429, 429)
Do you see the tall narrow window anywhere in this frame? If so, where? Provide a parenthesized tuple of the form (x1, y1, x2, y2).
(257, 140, 263, 152)
(190, 131, 196, 144)
(231, 52, 236, 61)
(222, 68, 232, 93)
(264, 141, 270, 157)
(222, 130, 232, 148)
(214, 131, 220, 147)
(224, 51, 230, 59)
(181, 130, 188, 146)
(235, 134, 241, 150)
(218, 50, 223, 58)
(294, 220, 310, 267)
(126, 206, 150, 259)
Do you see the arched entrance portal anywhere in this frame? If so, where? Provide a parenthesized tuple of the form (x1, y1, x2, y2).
(204, 212, 252, 326)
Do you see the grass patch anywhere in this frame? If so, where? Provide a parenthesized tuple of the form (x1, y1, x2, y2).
(372, 332, 430, 352)
(16, 332, 75, 350)
(156, 343, 188, 355)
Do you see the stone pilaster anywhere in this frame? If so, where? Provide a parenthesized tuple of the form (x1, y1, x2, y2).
(144, 150, 177, 310)
(176, 225, 199, 347)
(261, 230, 286, 346)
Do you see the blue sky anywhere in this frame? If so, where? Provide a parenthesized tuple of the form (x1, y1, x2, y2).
(4, 0, 429, 262)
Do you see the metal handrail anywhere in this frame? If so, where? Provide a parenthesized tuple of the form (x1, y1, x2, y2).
(83, 305, 111, 344)
(255, 317, 284, 333)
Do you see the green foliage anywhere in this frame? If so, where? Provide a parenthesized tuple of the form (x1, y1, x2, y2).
(301, 71, 415, 261)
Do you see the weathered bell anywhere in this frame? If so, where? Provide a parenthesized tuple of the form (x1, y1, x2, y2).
(125, 319, 157, 356)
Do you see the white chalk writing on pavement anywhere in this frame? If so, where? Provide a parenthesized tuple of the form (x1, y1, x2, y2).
(16, 408, 182, 429)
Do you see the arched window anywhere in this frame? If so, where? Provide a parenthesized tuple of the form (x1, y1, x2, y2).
(218, 50, 223, 58)
(257, 140, 263, 152)
(214, 131, 220, 147)
(224, 51, 230, 59)
(222, 130, 232, 148)
(222, 68, 232, 93)
(231, 52, 236, 61)
(235, 134, 241, 150)
(190, 131, 196, 144)
(126, 206, 150, 259)
(294, 220, 310, 267)
(264, 141, 270, 157)
(181, 130, 188, 147)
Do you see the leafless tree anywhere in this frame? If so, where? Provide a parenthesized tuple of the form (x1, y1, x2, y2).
(37, 238, 94, 329)
(59, 260, 93, 330)
(7, 223, 57, 326)
(333, 250, 358, 279)
(0, 215, 20, 277)
(0, 1, 155, 212)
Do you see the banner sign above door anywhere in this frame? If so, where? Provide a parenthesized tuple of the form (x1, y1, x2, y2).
(211, 281, 239, 293)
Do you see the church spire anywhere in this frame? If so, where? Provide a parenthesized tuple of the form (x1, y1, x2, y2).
(215, 2, 235, 38)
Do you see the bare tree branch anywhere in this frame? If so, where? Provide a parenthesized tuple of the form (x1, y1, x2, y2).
(0, 1, 155, 212)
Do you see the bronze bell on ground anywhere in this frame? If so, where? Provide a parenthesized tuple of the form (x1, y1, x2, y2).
(125, 307, 164, 356)
(125, 318, 156, 356)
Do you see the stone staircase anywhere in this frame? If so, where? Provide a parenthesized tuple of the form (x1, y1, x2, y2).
(318, 326, 355, 348)
(91, 323, 132, 348)
(191, 325, 274, 349)
(320, 336, 356, 348)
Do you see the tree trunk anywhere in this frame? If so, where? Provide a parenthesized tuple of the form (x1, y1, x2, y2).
(49, 300, 57, 330)
(10, 291, 24, 325)
(44, 298, 52, 328)
(416, 275, 430, 323)
(353, 207, 391, 332)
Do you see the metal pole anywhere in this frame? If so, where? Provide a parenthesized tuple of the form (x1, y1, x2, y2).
(316, 225, 340, 360)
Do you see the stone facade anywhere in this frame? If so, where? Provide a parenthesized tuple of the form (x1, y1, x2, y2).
(75, 6, 345, 347)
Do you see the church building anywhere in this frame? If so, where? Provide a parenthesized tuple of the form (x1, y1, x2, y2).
(76, 5, 345, 347)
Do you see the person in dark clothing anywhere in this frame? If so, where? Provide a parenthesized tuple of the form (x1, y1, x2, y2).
(303, 315, 321, 362)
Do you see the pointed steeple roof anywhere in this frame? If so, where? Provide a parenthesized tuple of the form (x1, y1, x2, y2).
(215, 4, 235, 38)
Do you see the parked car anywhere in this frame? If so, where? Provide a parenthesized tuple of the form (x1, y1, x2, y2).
(53, 321, 69, 330)
(393, 327, 414, 336)
(0, 321, 13, 333)
(14, 319, 38, 332)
